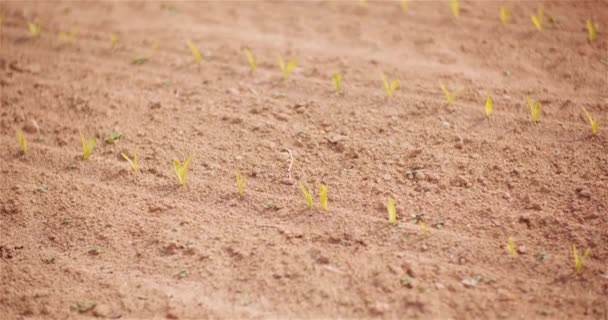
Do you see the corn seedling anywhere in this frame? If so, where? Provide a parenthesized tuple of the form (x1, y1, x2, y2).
(121, 151, 138, 173)
(186, 40, 202, 64)
(58, 30, 76, 43)
(401, 0, 408, 13)
(173, 156, 192, 187)
(586, 19, 597, 43)
(235, 168, 246, 197)
(500, 6, 511, 25)
(419, 220, 429, 237)
(110, 33, 117, 49)
(449, 0, 459, 18)
(507, 237, 516, 257)
(582, 107, 599, 135)
(28, 22, 41, 38)
(332, 73, 342, 93)
(527, 97, 542, 123)
(485, 92, 493, 119)
(278, 54, 297, 80)
(151, 38, 159, 53)
(132, 38, 159, 65)
(387, 196, 397, 225)
(440, 82, 459, 106)
(244, 48, 256, 71)
(381, 72, 398, 97)
(572, 244, 590, 274)
(531, 6, 543, 31)
(79, 132, 96, 160)
(319, 184, 328, 211)
(359, 0, 365, 7)
(299, 183, 313, 209)
(16, 130, 27, 155)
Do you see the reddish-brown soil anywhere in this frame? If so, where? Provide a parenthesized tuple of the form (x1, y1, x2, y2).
(1, 1, 607, 319)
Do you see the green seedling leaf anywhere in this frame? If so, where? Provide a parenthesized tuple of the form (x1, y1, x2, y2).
(110, 33, 117, 49)
(121, 151, 138, 173)
(79, 132, 96, 160)
(531, 6, 543, 32)
(105, 131, 122, 144)
(173, 156, 192, 187)
(186, 40, 202, 64)
(507, 237, 516, 257)
(387, 196, 397, 225)
(381, 72, 398, 97)
(582, 107, 599, 135)
(58, 30, 76, 43)
(299, 183, 313, 209)
(332, 73, 342, 93)
(235, 168, 246, 197)
(16, 130, 27, 155)
(500, 6, 511, 25)
(132, 55, 149, 65)
(587, 19, 597, 43)
(449, 0, 459, 17)
(244, 48, 256, 71)
(319, 183, 328, 211)
(572, 244, 590, 274)
(527, 97, 542, 123)
(440, 82, 459, 106)
(28, 22, 40, 38)
(485, 92, 493, 119)
(278, 54, 297, 80)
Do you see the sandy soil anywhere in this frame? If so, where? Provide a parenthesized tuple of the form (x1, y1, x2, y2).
(1, 1, 607, 319)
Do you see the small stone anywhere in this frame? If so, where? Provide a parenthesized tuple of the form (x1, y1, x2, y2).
(441, 121, 451, 129)
(527, 202, 542, 211)
(369, 302, 389, 316)
(413, 171, 426, 181)
(316, 256, 330, 265)
(426, 173, 439, 183)
(576, 187, 591, 198)
(517, 245, 527, 254)
(226, 88, 239, 95)
(280, 178, 294, 185)
(434, 282, 445, 290)
(92, 304, 111, 318)
(451, 175, 470, 188)
(23, 119, 40, 134)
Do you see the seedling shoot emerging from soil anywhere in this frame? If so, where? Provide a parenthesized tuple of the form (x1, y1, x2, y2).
(572, 245, 590, 274)
(527, 97, 542, 123)
(278, 54, 297, 80)
(28, 22, 41, 38)
(586, 19, 597, 43)
(500, 6, 511, 25)
(419, 221, 429, 237)
(485, 93, 493, 119)
(387, 196, 397, 225)
(16, 130, 26, 155)
(332, 73, 342, 93)
(58, 30, 76, 43)
(79, 132, 96, 160)
(110, 33, 118, 49)
(531, 6, 543, 32)
(173, 156, 192, 187)
(449, 0, 459, 18)
(507, 237, 516, 257)
(582, 107, 598, 135)
(235, 168, 246, 197)
(186, 40, 202, 64)
(244, 48, 256, 71)
(440, 82, 459, 106)
(381, 72, 398, 97)
(319, 184, 328, 211)
(121, 151, 138, 173)
(299, 183, 313, 209)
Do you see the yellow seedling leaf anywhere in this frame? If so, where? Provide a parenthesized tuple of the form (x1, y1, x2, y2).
(28, 22, 41, 38)
(531, 6, 543, 31)
(419, 221, 429, 237)
(332, 73, 342, 93)
(235, 168, 246, 197)
(121, 151, 138, 173)
(582, 107, 599, 135)
(440, 82, 459, 106)
(58, 30, 76, 43)
(449, 0, 459, 18)
(485, 93, 493, 119)
(186, 40, 202, 64)
(16, 130, 27, 155)
(278, 54, 297, 80)
(387, 196, 397, 225)
(244, 48, 256, 71)
(173, 156, 192, 187)
(299, 183, 313, 209)
(572, 244, 590, 274)
(319, 184, 328, 211)
(507, 237, 516, 257)
(381, 72, 398, 97)
(401, 0, 408, 13)
(527, 97, 542, 123)
(151, 38, 160, 54)
(79, 132, 96, 160)
(500, 6, 511, 25)
(587, 19, 597, 43)
(359, 0, 365, 7)
(110, 33, 117, 49)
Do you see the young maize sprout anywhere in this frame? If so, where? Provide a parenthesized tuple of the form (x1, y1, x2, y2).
(319, 184, 328, 211)
(419, 220, 429, 237)
(299, 183, 313, 209)
(151, 37, 160, 54)
(582, 107, 598, 135)
(531, 6, 543, 32)
(244, 48, 256, 71)
(278, 54, 297, 80)
(359, 0, 365, 7)
(381, 72, 398, 97)
(586, 19, 597, 43)
(186, 40, 202, 64)
(79, 132, 96, 160)
(16, 130, 27, 155)
(235, 168, 246, 197)
(121, 151, 138, 173)
(527, 97, 542, 123)
(110, 33, 118, 49)
(332, 73, 342, 93)
(58, 30, 76, 43)
(500, 6, 511, 25)
(485, 93, 493, 119)
(572, 244, 590, 274)
(449, 0, 459, 18)
(387, 196, 397, 225)
(401, 0, 408, 13)
(440, 82, 459, 106)
(173, 156, 192, 187)
(507, 237, 516, 257)
(28, 22, 41, 38)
